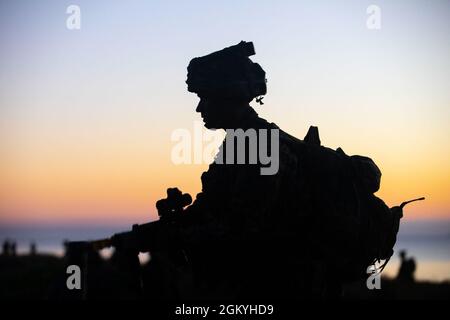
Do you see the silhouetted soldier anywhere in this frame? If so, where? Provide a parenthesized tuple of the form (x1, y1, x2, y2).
(30, 242, 37, 256)
(176, 40, 415, 299)
(2, 240, 10, 256)
(10, 241, 16, 256)
(75, 41, 411, 300)
(396, 250, 416, 283)
(139, 41, 407, 299)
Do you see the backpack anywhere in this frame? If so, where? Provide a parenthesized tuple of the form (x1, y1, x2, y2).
(290, 126, 404, 282)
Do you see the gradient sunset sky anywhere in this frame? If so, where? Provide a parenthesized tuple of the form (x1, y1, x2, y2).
(1, 0, 449, 227)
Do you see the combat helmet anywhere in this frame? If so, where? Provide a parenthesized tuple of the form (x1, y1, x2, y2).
(186, 41, 267, 103)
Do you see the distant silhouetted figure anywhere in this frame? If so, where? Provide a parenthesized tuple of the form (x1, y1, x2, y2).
(396, 250, 416, 282)
(2, 240, 11, 256)
(10, 241, 17, 256)
(30, 242, 37, 256)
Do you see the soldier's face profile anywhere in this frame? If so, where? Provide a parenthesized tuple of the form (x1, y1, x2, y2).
(196, 95, 249, 130)
(196, 96, 226, 129)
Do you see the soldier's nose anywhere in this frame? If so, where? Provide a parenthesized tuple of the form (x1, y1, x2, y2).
(196, 100, 204, 113)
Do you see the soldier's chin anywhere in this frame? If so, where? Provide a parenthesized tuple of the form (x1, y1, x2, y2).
(203, 119, 219, 130)
(204, 123, 219, 130)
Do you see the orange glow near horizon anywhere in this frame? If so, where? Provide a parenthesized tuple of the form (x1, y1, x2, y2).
(1, 120, 448, 226)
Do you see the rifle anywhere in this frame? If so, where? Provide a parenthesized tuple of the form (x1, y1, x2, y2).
(68, 188, 192, 252)
(63, 188, 192, 298)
